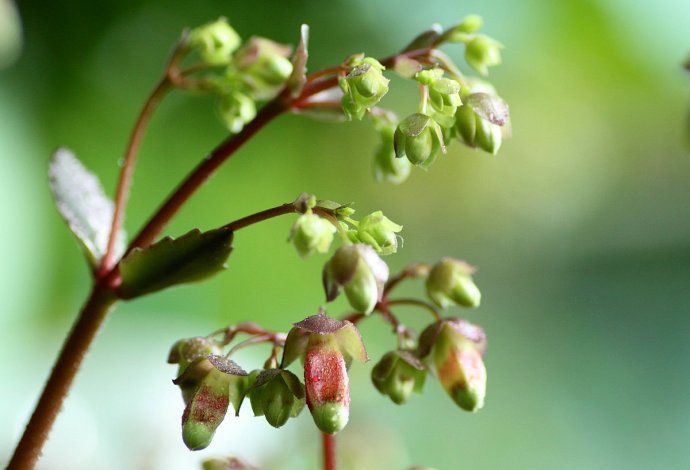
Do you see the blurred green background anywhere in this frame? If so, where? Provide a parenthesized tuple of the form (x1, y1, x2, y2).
(1, 0, 689, 468)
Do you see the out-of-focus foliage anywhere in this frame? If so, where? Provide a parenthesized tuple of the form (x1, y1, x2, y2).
(0, 1, 689, 469)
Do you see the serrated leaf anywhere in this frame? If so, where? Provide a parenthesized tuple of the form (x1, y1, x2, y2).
(118, 227, 233, 298)
(48, 148, 125, 267)
(288, 24, 309, 97)
(465, 93, 510, 126)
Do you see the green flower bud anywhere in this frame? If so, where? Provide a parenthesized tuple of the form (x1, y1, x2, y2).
(234, 37, 294, 100)
(289, 212, 336, 258)
(247, 369, 305, 428)
(465, 35, 503, 76)
(426, 258, 481, 309)
(323, 244, 389, 314)
(189, 18, 241, 65)
(419, 319, 487, 412)
(181, 356, 248, 450)
(373, 123, 411, 184)
(218, 91, 257, 134)
(169, 337, 222, 404)
(351, 211, 403, 255)
(414, 69, 462, 128)
(454, 104, 502, 155)
(202, 456, 256, 470)
(371, 350, 426, 404)
(474, 114, 502, 154)
(339, 57, 390, 120)
(394, 113, 444, 168)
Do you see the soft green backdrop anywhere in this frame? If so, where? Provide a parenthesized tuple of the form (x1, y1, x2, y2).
(1, 1, 688, 469)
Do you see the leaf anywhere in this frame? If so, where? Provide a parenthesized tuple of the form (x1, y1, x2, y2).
(465, 93, 510, 126)
(48, 148, 125, 266)
(118, 227, 233, 298)
(288, 24, 309, 97)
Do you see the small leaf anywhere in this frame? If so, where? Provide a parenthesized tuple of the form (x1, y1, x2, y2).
(402, 24, 443, 52)
(288, 24, 309, 97)
(48, 148, 125, 267)
(118, 227, 233, 298)
(465, 93, 510, 126)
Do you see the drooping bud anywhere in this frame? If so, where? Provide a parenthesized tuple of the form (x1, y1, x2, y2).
(289, 212, 336, 258)
(322, 244, 389, 314)
(371, 350, 426, 404)
(218, 91, 257, 134)
(426, 258, 481, 309)
(181, 355, 248, 450)
(282, 313, 368, 434)
(339, 57, 390, 120)
(234, 37, 294, 100)
(189, 18, 241, 65)
(415, 69, 462, 128)
(418, 318, 487, 412)
(168, 337, 222, 404)
(350, 211, 403, 255)
(202, 456, 257, 470)
(372, 119, 411, 184)
(455, 92, 508, 154)
(394, 113, 445, 168)
(465, 35, 503, 76)
(247, 368, 305, 428)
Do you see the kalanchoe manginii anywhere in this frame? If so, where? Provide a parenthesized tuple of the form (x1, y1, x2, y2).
(394, 113, 445, 168)
(218, 91, 257, 133)
(415, 69, 462, 128)
(181, 355, 248, 450)
(418, 318, 487, 412)
(322, 244, 389, 314)
(372, 118, 412, 184)
(233, 37, 294, 100)
(339, 56, 390, 120)
(282, 313, 367, 434)
(168, 337, 222, 404)
(290, 211, 336, 258)
(371, 350, 426, 404)
(189, 18, 241, 65)
(349, 211, 403, 255)
(247, 368, 305, 428)
(426, 258, 481, 309)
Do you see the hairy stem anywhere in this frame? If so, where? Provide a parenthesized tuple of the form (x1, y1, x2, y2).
(386, 297, 441, 320)
(322, 432, 337, 470)
(8, 288, 117, 470)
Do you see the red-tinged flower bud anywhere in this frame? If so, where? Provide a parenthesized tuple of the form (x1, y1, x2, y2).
(169, 337, 222, 404)
(418, 318, 487, 412)
(305, 337, 350, 434)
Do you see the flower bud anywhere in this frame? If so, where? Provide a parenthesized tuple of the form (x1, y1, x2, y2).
(419, 319, 487, 412)
(371, 350, 426, 404)
(247, 369, 305, 428)
(415, 69, 462, 128)
(234, 37, 294, 100)
(289, 212, 336, 258)
(323, 244, 389, 314)
(373, 122, 411, 184)
(203, 456, 256, 470)
(339, 57, 390, 120)
(394, 113, 444, 168)
(169, 337, 222, 404)
(465, 35, 502, 76)
(189, 18, 241, 65)
(426, 258, 481, 309)
(454, 92, 506, 155)
(218, 91, 257, 134)
(181, 356, 248, 450)
(282, 313, 368, 434)
(351, 211, 403, 255)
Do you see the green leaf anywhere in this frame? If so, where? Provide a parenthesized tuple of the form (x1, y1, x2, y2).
(288, 24, 309, 97)
(118, 227, 233, 298)
(48, 148, 125, 267)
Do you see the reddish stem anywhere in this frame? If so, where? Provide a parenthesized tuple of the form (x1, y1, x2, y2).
(322, 432, 337, 470)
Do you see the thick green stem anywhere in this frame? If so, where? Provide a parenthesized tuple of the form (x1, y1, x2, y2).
(8, 287, 118, 470)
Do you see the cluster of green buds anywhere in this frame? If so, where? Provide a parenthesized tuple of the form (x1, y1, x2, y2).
(339, 55, 390, 120)
(426, 257, 481, 308)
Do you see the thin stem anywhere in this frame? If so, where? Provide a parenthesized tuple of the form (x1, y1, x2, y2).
(222, 203, 297, 231)
(419, 84, 429, 114)
(225, 333, 286, 357)
(383, 263, 430, 296)
(386, 297, 441, 321)
(322, 432, 337, 470)
(8, 287, 117, 470)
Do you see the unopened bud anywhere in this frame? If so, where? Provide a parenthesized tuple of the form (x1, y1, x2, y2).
(426, 258, 481, 309)
(371, 350, 426, 404)
(373, 122, 411, 184)
(465, 35, 502, 76)
(218, 91, 257, 134)
(323, 244, 389, 314)
(247, 369, 305, 428)
(290, 212, 336, 258)
(189, 18, 241, 65)
(351, 211, 403, 255)
(339, 57, 390, 120)
(234, 37, 294, 100)
(169, 337, 222, 404)
(394, 113, 444, 168)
